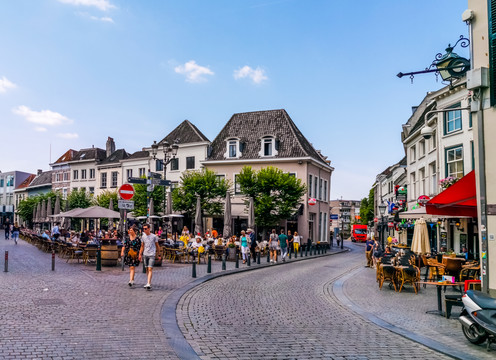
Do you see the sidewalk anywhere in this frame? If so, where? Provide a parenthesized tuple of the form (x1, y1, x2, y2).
(337, 246, 494, 360)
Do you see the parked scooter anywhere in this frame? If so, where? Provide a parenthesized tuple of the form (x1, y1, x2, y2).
(459, 290, 496, 350)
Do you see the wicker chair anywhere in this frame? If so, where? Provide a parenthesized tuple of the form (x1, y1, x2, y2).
(378, 257, 397, 291)
(397, 265, 420, 294)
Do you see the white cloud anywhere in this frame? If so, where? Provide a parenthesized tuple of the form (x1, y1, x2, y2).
(233, 66, 268, 84)
(174, 60, 214, 83)
(58, 0, 115, 11)
(0, 76, 16, 93)
(77, 12, 115, 23)
(12, 106, 73, 126)
(34, 127, 47, 132)
(99, 16, 114, 23)
(57, 133, 79, 139)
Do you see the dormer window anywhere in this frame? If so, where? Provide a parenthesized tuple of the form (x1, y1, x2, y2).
(224, 138, 242, 159)
(259, 136, 278, 157)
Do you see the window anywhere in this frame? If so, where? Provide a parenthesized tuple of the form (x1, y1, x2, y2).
(56, 173, 61, 182)
(62, 188, 67, 199)
(444, 104, 462, 134)
(63, 172, 69, 181)
(139, 168, 145, 177)
(111, 171, 118, 187)
(81, 169, 87, 180)
(430, 131, 437, 152)
(73, 170, 78, 180)
(170, 158, 179, 171)
(234, 174, 241, 194)
(471, 141, 475, 171)
(446, 145, 464, 179)
(264, 138, 273, 156)
(216, 174, 225, 182)
(419, 139, 425, 158)
(73, 187, 78, 192)
(419, 167, 426, 195)
(314, 177, 318, 199)
(171, 181, 178, 190)
(229, 140, 237, 158)
(6, 176, 14, 186)
(126, 169, 133, 180)
(186, 156, 195, 169)
(90, 169, 95, 179)
(410, 145, 416, 163)
(308, 175, 313, 197)
(156, 159, 163, 172)
(430, 162, 437, 194)
(410, 172, 416, 201)
(89, 187, 95, 195)
(319, 178, 323, 201)
(101, 173, 107, 188)
(0, 179, 3, 187)
(324, 180, 328, 202)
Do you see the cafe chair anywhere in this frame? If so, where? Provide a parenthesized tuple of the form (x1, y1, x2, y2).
(378, 258, 397, 292)
(397, 265, 420, 294)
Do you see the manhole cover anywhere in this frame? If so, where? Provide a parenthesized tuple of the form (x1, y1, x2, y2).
(33, 298, 66, 306)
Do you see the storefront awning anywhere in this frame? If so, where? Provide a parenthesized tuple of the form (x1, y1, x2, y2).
(426, 170, 477, 218)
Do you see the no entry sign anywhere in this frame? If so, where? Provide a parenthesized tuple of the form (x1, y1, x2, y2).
(119, 183, 135, 200)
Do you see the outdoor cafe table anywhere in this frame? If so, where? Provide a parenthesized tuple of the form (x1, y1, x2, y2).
(419, 281, 464, 316)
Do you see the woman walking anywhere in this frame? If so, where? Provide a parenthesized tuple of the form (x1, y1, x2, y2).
(293, 231, 301, 254)
(269, 229, 279, 263)
(121, 225, 141, 287)
(240, 230, 249, 264)
(12, 222, 19, 245)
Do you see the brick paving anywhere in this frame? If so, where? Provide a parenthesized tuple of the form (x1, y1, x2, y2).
(177, 243, 457, 359)
(0, 236, 341, 359)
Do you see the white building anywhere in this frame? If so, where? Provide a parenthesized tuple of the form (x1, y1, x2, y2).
(69, 146, 106, 196)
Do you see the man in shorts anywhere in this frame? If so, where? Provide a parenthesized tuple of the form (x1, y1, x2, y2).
(139, 224, 161, 290)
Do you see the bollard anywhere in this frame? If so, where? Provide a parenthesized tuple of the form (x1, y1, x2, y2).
(318, 246, 321, 255)
(235, 255, 239, 269)
(52, 249, 55, 271)
(192, 261, 197, 278)
(222, 254, 226, 271)
(300, 245, 303, 257)
(96, 247, 102, 271)
(4, 251, 8, 272)
(295, 248, 297, 258)
(267, 252, 270, 263)
(305, 246, 308, 257)
(207, 255, 211, 273)
(247, 255, 251, 266)
(257, 252, 260, 264)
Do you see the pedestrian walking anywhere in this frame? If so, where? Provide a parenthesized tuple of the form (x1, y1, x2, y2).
(269, 229, 278, 263)
(139, 223, 161, 290)
(247, 228, 256, 262)
(121, 225, 141, 287)
(287, 230, 294, 254)
(372, 238, 382, 268)
(279, 229, 288, 262)
(4, 222, 9, 240)
(336, 234, 341, 247)
(365, 235, 374, 267)
(293, 231, 301, 253)
(240, 230, 249, 264)
(12, 222, 19, 245)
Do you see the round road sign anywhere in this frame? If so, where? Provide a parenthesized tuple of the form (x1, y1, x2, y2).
(119, 184, 135, 200)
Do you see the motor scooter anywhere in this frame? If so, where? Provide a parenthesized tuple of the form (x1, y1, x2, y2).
(459, 289, 496, 350)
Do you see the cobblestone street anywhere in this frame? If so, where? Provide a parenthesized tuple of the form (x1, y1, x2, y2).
(1, 237, 492, 359)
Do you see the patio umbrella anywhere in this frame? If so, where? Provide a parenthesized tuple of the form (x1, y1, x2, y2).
(194, 195, 202, 236)
(46, 198, 53, 227)
(32, 205, 36, 226)
(247, 197, 255, 230)
(70, 206, 121, 219)
(41, 199, 47, 223)
(54, 195, 60, 217)
(411, 217, 431, 269)
(108, 198, 114, 230)
(223, 191, 231, 239)
(36, 201, 42, 223)
(148, 197, 154, 231)
(63, 200, 70, 229)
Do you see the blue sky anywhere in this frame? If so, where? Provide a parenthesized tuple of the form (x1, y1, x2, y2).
(0, 0, 469, 200)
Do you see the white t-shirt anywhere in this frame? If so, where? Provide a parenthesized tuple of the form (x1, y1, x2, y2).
(141, 233, 159, 256)
(293, 235, 301, 244)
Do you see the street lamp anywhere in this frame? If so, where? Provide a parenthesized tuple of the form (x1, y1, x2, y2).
(151, 140, 179, 231)
(378, 202, 387, 249)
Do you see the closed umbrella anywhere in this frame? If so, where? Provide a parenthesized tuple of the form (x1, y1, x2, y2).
(54, 195, 60, 217)
(223, 191, 231, 239)
(108, 198, 114, 230)
(41, 199, 47, 223)
(46, 198, 53, 227)
(247, 197, 255, 230)
(411, 217, 431, 270)
(32, 206, 36, 226)
(194, 195, 202, 236)
(36, 201, 42, 223)
(63, 200, 70, 230)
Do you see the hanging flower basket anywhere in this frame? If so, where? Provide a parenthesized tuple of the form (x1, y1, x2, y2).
(439, 177, 459, 189)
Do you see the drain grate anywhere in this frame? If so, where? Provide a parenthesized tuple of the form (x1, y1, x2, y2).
(33, 298, 66, 306)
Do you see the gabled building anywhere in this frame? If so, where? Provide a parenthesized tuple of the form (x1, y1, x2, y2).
(0, 170, 33, 225)
(50, 149, 76, 198)
(13, 173, 36, 226)
(121, 150, 150, 184)
(69, 146, 106, 196)
(203, 109, 334, 241)
(96, 138, 129, 196)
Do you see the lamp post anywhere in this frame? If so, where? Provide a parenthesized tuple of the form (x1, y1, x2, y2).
(378, 202, 387, 250)
(150, 140, 179, 232)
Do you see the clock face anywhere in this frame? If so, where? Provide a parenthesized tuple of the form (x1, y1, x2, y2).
(448, 58, 470, 76)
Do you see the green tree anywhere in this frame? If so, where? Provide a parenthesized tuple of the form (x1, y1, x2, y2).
(67, 188, 94, 209)
(132, 183, 165, 217)
(95, 190, 119, 211)
(359, 197, 369, 225)
(365, 187, 375, 224)
(172, 169, 230, 217)
(16, 191, 60, 226)
(237, 166, 306, 227)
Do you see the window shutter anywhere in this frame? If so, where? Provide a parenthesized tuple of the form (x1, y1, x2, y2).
(489, 0, 496, 106)
(275, 139, 280, 151)
(207, 145, 212, 158)
(239, 142, 245, 153)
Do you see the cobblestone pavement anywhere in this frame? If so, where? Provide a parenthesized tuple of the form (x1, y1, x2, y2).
(177, 243, 457, 359)
(0, 236, 341, 359)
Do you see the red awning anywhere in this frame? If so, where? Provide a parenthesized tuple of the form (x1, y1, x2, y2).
(426, 170, 477, 217)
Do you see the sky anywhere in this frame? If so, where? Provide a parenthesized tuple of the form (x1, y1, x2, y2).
(0, 0, 470, 200)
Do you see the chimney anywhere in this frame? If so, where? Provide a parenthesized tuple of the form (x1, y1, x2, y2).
(106, 137, 115, 157)
(37, 169, 43, 176)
